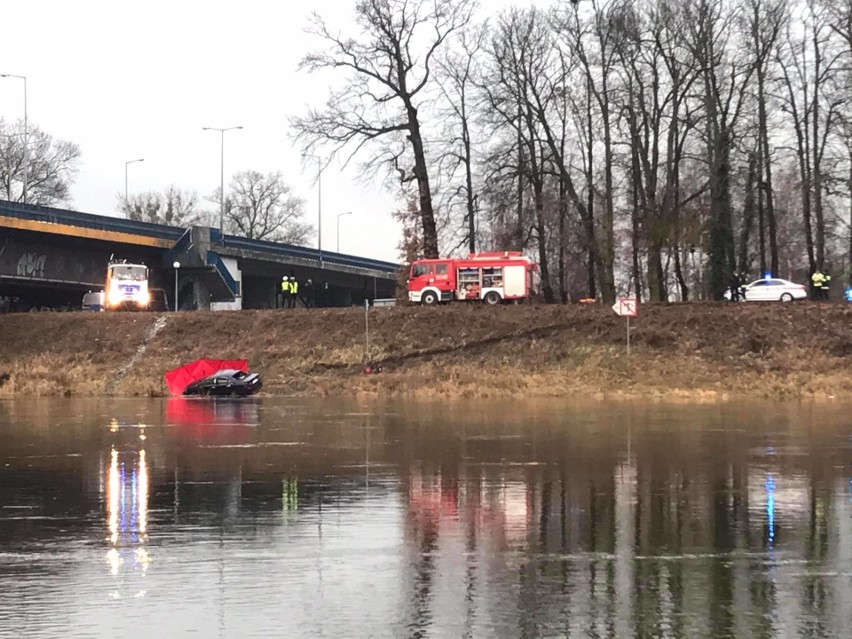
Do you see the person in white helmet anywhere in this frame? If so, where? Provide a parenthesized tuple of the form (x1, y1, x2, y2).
(280, 276, 289, 309)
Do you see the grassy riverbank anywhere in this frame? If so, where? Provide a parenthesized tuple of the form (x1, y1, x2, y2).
(0, 303, 849, 400)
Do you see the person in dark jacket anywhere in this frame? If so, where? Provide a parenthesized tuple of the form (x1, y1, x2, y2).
(303, 279, 314, 307)
(729, 272, 741, 302)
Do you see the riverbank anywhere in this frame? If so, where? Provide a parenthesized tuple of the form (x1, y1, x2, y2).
(0, 303, 849, 400)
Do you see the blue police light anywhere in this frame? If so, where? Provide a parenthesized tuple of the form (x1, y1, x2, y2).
(765, 475, 776, 544)
(845, 287, 852, 302)
(763, 272, 772, 280)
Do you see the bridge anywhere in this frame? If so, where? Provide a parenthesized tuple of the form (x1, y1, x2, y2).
(0, 200, 399, 311)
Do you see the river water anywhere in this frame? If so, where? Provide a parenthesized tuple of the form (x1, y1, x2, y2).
(0, 398, 850, 638)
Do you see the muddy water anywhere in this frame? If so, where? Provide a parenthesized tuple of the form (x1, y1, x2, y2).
(0, 398, 850, 638)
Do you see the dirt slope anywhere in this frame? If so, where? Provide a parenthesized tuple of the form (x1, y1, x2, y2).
(0, 302, 849, 399)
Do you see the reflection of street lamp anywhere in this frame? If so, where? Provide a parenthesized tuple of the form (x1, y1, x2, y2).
(125, 158, 144, 202)
(337, 211, 352, 253)
(173, 261, 180, 311)
(0, 73, 27, 203)
(303, 153, 323, 267)
(202, 126, 243, 232)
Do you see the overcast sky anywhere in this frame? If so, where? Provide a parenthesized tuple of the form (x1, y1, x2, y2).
(0, 0, 547, 262)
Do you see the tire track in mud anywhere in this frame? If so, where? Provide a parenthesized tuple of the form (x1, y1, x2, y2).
(105, 315, 169, 395)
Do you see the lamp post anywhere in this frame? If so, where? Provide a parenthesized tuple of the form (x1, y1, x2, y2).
(337, 211, 352, 253)
(125, 158, 144, 202)
(1, 73, 27, 203)
(202, 126, 243, 233)
(303, 154, 323, 267)
(173, 261, 181, 311)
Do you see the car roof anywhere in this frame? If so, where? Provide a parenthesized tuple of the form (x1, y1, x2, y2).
(749, 278, 792, 284)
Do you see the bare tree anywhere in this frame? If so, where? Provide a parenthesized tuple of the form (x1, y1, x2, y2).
(744, 0, 785, 277)
(292, 0, 476, 258)
(119, 186, 201, 226)
(0, 118, 81, 206)
(685, 0, 755, 299)
(224, 171, 312, 244)
(777, 0, 842, 274)
(560, 0, 619, 304)
(483, 8, 559, 302)
(435, 24, 486, 255)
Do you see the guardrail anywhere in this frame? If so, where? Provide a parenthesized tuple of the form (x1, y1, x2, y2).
(1, 200, 399, 276)
(221, 235, 398, 274)
(0, 200, 184, 240)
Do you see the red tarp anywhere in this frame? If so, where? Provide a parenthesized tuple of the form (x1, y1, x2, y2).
(163, 358, 249, 396)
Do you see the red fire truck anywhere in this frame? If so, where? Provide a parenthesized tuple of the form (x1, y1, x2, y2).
(407, 251, 538, 305)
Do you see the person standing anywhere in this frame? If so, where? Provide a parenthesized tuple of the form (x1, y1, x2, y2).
(811, 270, 825, 300)
(288, 276, 299, 308)
(303, 279, 314, 307)
(280, 276, 290, 309)
(820, 271, 831, 300)
(729, 272, 741, 302)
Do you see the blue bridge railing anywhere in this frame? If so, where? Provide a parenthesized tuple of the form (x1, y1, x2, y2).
(207, 250, 240, 297)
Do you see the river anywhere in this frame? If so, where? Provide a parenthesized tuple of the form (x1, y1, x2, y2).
(0, 398, 850, 638)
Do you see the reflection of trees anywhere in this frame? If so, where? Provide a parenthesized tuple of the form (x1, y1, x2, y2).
(394, 410, 852, 638)
(2, 402, 851, 636)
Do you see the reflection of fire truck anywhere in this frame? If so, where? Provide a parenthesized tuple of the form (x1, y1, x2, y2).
(407, 251, 538, 305)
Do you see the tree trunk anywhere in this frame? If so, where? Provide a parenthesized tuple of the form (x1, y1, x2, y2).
(599, 77, 616, 304)
(738, 153, 757, 274)
(757, 66, 779, 275)
(407, 107, 438, 258)
(585, 77, 598, 300)
(812, 26, 825, 271)
(558, 173, 567, 303)
(463, 118, 476, 255)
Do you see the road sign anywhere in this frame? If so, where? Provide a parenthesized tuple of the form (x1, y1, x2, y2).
(612, 297, 638, 317)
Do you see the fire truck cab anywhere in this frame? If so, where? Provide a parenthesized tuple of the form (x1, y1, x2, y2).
(408, 251, 537, 305)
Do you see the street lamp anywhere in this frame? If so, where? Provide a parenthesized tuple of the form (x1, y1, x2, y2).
(337, 211, 352, 253)
(1, 73, 27, 203)
(172, 261, 181, 311)
(302, 153, 323, 267)
(202, 126, 243, 233)
(125, 158, 144, 202)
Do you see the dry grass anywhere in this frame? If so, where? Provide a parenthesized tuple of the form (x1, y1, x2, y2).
(0, 302, 850, 400)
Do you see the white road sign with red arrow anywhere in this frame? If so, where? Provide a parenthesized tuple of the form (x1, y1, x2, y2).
(612, 298, 638, 317)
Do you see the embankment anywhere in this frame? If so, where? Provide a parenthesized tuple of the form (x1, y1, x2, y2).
(0, 303, 849, 400)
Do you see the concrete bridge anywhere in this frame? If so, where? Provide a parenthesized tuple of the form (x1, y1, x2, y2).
(0, 200, 399, 311)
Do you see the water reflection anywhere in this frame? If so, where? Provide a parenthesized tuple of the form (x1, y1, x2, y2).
(105, 445, 151, 588)
(0, 399, 849, 638)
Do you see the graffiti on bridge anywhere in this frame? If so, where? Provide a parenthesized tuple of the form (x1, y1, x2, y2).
(16, 252, 47, 279)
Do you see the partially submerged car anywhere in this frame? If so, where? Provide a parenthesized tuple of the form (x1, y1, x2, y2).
(183, 369, 262, 397)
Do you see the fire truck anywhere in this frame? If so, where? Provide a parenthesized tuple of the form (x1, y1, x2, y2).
(407, 251, 538, 305)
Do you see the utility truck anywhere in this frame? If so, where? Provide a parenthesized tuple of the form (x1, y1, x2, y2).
(105, 259, 151, 310)
(407, 251, 538, 305)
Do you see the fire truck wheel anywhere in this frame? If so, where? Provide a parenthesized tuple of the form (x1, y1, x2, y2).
(484, 291, 502, 305)
(422, 291, 439, 305)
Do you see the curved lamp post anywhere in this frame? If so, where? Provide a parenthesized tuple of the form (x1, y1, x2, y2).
(125, 158, 144, 202)
(202, 126, 243, 232)
(337, 211, 352, 253)
(303, 153, 324, 267)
